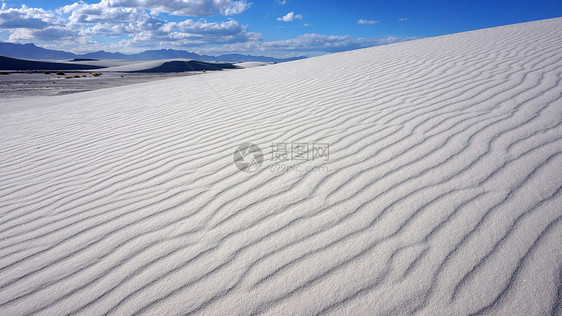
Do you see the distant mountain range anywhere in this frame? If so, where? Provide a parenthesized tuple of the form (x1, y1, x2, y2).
(0, 42, 306, 63)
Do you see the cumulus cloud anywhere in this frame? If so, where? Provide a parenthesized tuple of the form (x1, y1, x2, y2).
(60, 1, 149, 24)
(110, 17, 260, 49)
(274, 0, 287, 5)
(0, 5, 77, 41)
(277, 11, 302, 22)
(57, 0, 254, 45)
(357, 19, 378, 25)
(173, 19, 243, 35)
(0, 5, 63, 29)
(398, 17, 408, 22)
(108, 0, 250, 16)
(79, 23, 128, 36)
(0, 1, 256, 47)
(9, 26, 76, 41)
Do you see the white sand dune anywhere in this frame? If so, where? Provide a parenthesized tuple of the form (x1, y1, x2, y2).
(234, 61, 274, 68)
(1, 18, 561, 315)
(64, 59, 140, 68)
(100, 59, 237, 72)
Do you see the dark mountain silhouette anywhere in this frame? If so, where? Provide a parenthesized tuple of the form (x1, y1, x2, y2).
(0, 42, 75, 60)
(0, 42, 306, 63)
(129, 49, 210, 60)
(79, 50, 129, 60)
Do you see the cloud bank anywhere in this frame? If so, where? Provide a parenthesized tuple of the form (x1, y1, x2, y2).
(0, 1, 412, 55)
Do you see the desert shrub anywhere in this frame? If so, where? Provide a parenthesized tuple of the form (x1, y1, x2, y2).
(81, 74, 87, 77)
(0, 72, 9, 75)
(73, 74, 81, 78)
(65, 76, 73, 79)
(56, 71, 65, 75)
(91, 72, 102, 76)
(43, 71, 51, 74)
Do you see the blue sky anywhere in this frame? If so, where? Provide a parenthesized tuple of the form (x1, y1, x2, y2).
(0, 0, 560, 57)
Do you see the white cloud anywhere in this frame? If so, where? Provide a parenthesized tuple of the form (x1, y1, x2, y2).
(61, 1, 150, 24)
(265, 33, 408, 52)
(56, 0, 254, 45)
(197, 33, 414, 54)
(168, 30, 261, 46)
(80, 23, 128, 36)
(173, 19, 243, 35)
(357, 19, 378, 25)
(108, 0, 250, 16)
(277, 11, 302, 22)
(274, 0, 287, 5)
(0, 1, 411, 56)
(9, 26, 76, 41)
(398, 17, 408, 22)
(0, 5, 63, 29)
(1, 1, 256, 47)
(0, 5, 77, 41)
(113, 18, 260, 49)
